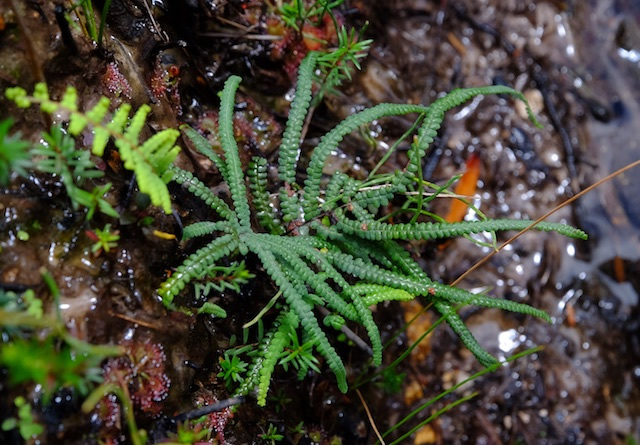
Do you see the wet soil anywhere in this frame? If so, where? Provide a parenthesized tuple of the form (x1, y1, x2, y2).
(1, 0, 639, 444)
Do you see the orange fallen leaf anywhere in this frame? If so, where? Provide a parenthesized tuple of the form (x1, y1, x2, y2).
(444, 153, 481, 223)
(565, 302, 576, 327)
(613, 256, 626, 282)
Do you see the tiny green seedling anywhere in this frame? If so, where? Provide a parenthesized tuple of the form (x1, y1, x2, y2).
(88, 223, 120, 255)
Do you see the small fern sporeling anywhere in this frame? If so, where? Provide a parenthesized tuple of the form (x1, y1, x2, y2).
(156, 53, 587, 406)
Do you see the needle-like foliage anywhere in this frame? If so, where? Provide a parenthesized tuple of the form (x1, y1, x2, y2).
(157, 52, 587, 405)
(5, 84, 180, 213)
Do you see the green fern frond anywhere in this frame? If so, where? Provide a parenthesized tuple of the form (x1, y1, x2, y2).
(267, 235, 382, 364)
(169, 166, 234, 221)
(257, 311, 297, 406)
(180, 125, 228, 178)
(246, 238, 348, 393)
(313, 223, 399, 272)
(257, 234, 359, 322)
(248, 157, 284, 235)
(182, 221, 230, 240)
(335, 216, 588, 241)
(278, 52, 318, 186)
(350, 181, 403, 210)
(219, 76, 252, 228)
(325, 248, 427, 295)
(158, 234, 239, 306)
(434, 301, 499, 367)
(430, 282, 551, 322)
(303, 103, 430, 220)
(236, 324, 277, 398)
(351, 284, 414, 306)
(5, 84, 180, 213)
(321, 171, 350, 212)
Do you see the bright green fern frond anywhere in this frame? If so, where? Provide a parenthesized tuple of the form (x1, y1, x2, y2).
(335, 216, 588, 241)
(351, 284, 414, 306)
(219, 75, 252, 228)
(248, 157, 284, 234)
(278, 51, 318, 186)
(303, 103, 430, 220)
(117, 127, 180, 213)
(246, 238, 348, 393)
(169, 166, 234, 221)
(258, 235, 359, 321)
(431, 282, 551, 322)
(182, 221, 230, 240)
(257, 311, 297, 406)
(180, 125, 228, 179)
(434, 301, 498, 367)
(123, 104, 149, 143)
(158, 234, 239, 307)
(139, 130, 181, 176)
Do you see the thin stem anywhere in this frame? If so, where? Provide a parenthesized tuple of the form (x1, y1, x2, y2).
(356, 389, 386, 445)
(367, 115, 423, 180)
(243, 290, 282, 329)
(97, 0, 112, 50)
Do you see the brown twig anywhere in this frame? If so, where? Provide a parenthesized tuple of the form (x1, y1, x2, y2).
(109, 311, 160, 330)
(318, 306, 373, 356)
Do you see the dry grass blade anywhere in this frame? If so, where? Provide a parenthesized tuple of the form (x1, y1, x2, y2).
(451, 158, 640, 286)
(356, 388, 386, 445)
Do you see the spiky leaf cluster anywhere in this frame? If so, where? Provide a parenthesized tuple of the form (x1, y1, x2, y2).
(33, 125, 118, 219)
(158, 52, 587, 405)
(0, 119, 31, 186)
(5, 84, 180, 213)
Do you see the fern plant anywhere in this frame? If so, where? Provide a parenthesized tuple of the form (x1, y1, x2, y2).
(5, 84, 180, 214)
(157, 51, 587, 405)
